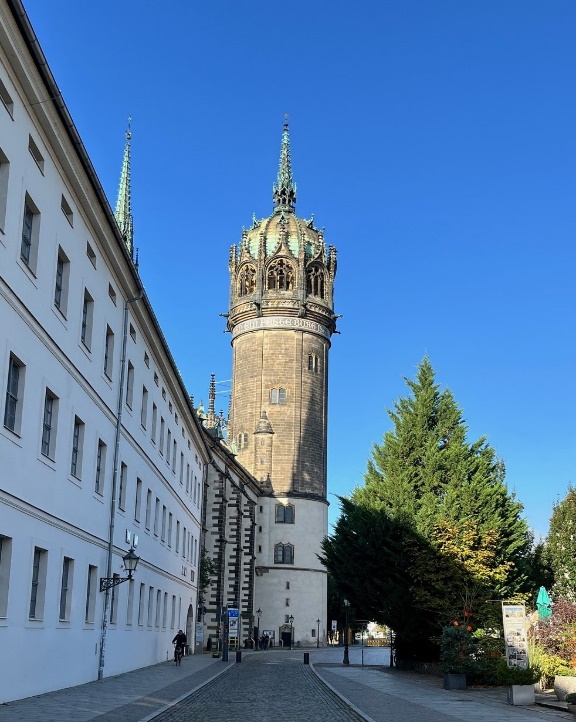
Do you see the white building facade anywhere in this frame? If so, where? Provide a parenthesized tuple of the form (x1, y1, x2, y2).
(0, 0, 207, 702)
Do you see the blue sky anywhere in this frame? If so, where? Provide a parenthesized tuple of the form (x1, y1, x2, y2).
(22, 0, 576, 538)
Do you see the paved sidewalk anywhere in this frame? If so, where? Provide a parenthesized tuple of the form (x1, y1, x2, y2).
(0, 652, 232, 722)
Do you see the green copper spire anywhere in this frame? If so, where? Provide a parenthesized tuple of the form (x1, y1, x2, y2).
(115, 118, 134, 259)
(273, 115, 297, 213)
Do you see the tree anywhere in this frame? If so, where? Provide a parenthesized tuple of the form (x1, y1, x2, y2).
(546, 486, 576, 600)
(198, 549, 219, 609)
(321, 358, 533, 662)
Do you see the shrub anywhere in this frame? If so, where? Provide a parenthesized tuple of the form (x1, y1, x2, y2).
(500, 665, 540, 686)
(529, 644, 575, 688)
(440, 626, 476, 674)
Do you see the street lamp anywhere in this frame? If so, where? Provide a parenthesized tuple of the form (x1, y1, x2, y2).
(316, 618, 321, 648)
(256, 607, 262, 649)
(288, 614, 294, 650)
(343, 599, 350, 665)
(100, 547, 140, 592)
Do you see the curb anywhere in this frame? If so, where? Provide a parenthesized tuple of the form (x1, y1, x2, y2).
(309, 662, 379, 722)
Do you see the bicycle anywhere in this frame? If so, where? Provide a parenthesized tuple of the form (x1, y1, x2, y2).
(174, 644, 184, 665)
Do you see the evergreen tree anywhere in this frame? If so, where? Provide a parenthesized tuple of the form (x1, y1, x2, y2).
(321, 358, 533, 661)
(546, 486, 576, 600)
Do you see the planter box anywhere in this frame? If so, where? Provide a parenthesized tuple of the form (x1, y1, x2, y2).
(507, 684, 535, 706)
(554, 675, 576, 701)
(443, 673, 467, 690)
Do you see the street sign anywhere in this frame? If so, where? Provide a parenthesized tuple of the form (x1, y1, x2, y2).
(228, 608, 239, 638)
(331, 619, 337, 631)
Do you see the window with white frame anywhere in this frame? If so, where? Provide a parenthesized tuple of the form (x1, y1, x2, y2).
(110, 574, 120, 624)
(81, 289, 94, 350)
(118, 462, 127, 511)
(104, 326, 114, 379)
(126, 578, 135, 625)
(140, 386, 148, 428)
(41, 389, 58, 459)
(3, 354, 25, 434)
(54, 248, 70, 316)
(59, 557, 73, 621)
(0, 535, 13, 618)
(21, 195, 40, 272)
(145, 489, 152, 530)
(269, 388, 287, 404)
(70, 416, 85, 479)
(126, 361, 134, 408)
(137, 583, 145, 625)
(134, 478, 142, 521)
(29, 547, 48, 619)
(28, 135, 44, 173)
(85, 565, 97, 623)
(0, 147, 10, 233)
(151, 403, 157, 444)
(95, 439, 106, 495)
(167, 513, 173, 548)
(0, 77, 14, 117)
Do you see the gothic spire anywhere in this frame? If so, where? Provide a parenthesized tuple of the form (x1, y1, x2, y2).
(273, 115, 297, 213)
(115, 118, 134, 259)
(207, 373, 216, 429)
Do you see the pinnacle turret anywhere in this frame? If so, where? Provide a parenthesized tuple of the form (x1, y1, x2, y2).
(115, 118, 134, 259)
(273, 116, 297, 213)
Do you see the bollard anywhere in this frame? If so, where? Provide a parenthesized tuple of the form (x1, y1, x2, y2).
(303, 652, 309, 665)
(236, 650, 242, 663)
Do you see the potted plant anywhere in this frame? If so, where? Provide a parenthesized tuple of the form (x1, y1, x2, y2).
(565, 692, 576, 715)
(440, 626, 475, 690)
(503, 665, 539, 706)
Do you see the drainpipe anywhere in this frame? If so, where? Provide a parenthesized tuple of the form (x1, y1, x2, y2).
(98, 292, 143, 680)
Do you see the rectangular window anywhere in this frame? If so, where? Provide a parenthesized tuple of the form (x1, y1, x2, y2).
(41, 389, 58, 459)
(59, 557, 73, 621)
(144, 352, 149, 368)
(179, 453, 184, 485)
(134, 478, 142, 521)
(0, 535, 13, 618)
(140, 386, 148, 428)
(155, 589, 161, 627)
(154, 497, 160, 536)
(170, 594, 176, 630)
(126, 361, 134, 408)
(81, 289, 94, 350)
(166, 429, 171, 462)
(0, 148, 10, 233)
(104, 326, 114, 379)
(172, 440, 177, 472)
(186, 463, 191, 494)
(151, 403, 157, 444)
(129, 324, 136, 342)
(147, 586, 154, 626)
(167, 513, 173, 548)
(118, 462, 127, 511)
(85, 565, 97, 623)
(60, 195, 73, 226)
(29, 547, 47, 620)
(162, 592, 168, 628)
(145, 489, 152, 530)
(161, 505, 167, 542)
(95, 439, 106, 495)
(110, 574, 120, 624)
(108, 283, 117, 304)
(182, 527, 186, 558)
(159, 418, 165, 455)
(21, 195, 40, 272)
(176, 521, 180, 553)
(28, 135, 44, 173)
(54, 248, 70, 315)
(70, 416, 85, 479)
(4, 354, 24, 434)
(138, 583, 145, 625)
(0, 77, 14, 117)
(126, 578, 135, 625)
(86, 241, 96, 267)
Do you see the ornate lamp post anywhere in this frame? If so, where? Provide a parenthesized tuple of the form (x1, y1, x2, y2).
(343, 599, 350, 665)
(316, 618, 321, 648)
(99, 547, 140, 591)
(256, 607, 262, 649)
(288, 614, 294, 650)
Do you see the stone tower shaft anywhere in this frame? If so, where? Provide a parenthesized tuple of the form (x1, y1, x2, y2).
(227, 121, 337, 499)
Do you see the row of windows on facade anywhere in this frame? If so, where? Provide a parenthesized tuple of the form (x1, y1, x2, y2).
(1, 134, 190, 450)
(4, 346, 200, 499)
(237, 260, 326, 298)
(0, 536, 186, 630)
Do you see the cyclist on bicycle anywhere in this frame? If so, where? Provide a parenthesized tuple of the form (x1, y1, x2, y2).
(172, 629, 187, 664)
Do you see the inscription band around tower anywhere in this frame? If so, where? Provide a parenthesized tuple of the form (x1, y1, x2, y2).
(232, 316, 331, 340)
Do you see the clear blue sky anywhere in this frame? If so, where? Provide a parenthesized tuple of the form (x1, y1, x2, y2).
(22, 0, 576, 539)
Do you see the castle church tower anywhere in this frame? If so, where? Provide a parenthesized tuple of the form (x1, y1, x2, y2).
(227, 120, 337, 646)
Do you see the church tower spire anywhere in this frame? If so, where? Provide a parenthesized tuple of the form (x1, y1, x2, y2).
(272, 116, 297, 213)
(115, 118, 134, 259)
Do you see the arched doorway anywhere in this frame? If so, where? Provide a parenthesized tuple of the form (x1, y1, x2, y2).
(279, 623, 292, 648)
(186, 605, 194, 655)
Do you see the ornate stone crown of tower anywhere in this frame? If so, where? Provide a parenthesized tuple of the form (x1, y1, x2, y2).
(227, 119, 337, 644)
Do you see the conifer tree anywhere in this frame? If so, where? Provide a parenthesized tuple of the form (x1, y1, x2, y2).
(546, 486, 576, 600)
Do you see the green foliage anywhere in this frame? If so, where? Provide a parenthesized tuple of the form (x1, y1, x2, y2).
(440, 626, 476, 673)
(198, 549, 219, 607)
(500, 665, 540, 685)
(529, 646, 574, 688)
(533, 599, 576, 666)
(321, 358, 533, 662)
(546, 486, 576, 599)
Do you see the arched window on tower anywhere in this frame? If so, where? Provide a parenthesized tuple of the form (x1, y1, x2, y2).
(238, 264, 257, 296)
(275, 504, 295, 523)
(267, 258, 295, 291)
(306, 265, 325, 298)
(274, 543, 294, 564)
(270, 388, 287, 404)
